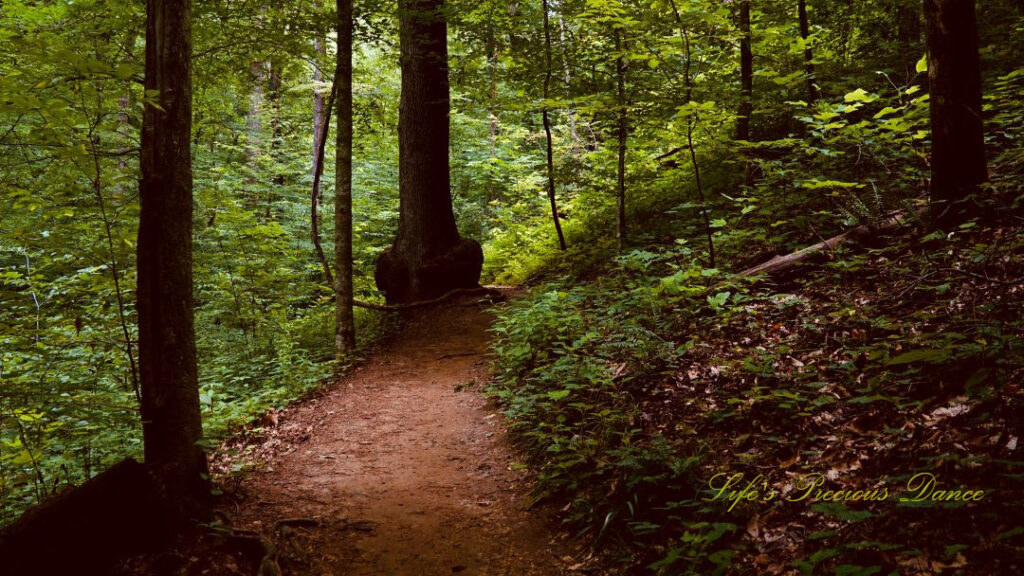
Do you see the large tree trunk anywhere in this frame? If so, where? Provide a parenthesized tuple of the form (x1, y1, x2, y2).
(797, 0, 819, 102)
(375, 0, 483, 304)
(138, 0, 208, 511)
(335, 0, 356, 353)
(737, 0, 753, 140)
(923, 0, 987, 225)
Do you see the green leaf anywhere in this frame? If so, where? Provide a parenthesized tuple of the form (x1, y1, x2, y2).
(843, 88, 878, 103)
(547, 389, 571, 401)
(872, 106, 901, 119)
(915, 54, 928, 73)
(811, 501, 873, 522)
(887, 348, 949, 365)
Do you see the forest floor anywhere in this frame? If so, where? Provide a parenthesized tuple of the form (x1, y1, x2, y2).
(124, 289, 579, 575)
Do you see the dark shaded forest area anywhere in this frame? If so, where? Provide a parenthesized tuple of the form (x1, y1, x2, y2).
(1, 0, 1022, 573)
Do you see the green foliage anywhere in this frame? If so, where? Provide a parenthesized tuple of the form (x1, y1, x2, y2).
(2, 2, 1023, 575)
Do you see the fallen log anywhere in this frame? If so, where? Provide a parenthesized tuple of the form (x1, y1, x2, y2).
(736, 211, 915, 278)
(0, 458, 178, 574)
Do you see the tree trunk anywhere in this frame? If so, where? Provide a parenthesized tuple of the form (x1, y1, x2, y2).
(615, 28, 628, 250)
(669, 0, 716, 268)
(335, 0, 356, 354)
(487, 35, 499, 159)
(0, 459, 174, 573)
(923, 0, 987, 225)
(559, 16, 582, 151)
(267, 60, 285, 197)
(312, 6, 327, 185)
(737, 0, 753, 140)
(138, 0, 208, 512)
(542, 0, 567, 251)
(246, 60, 265, 165)
(797, 0, 819, 102)
(375, 0, 483, 304)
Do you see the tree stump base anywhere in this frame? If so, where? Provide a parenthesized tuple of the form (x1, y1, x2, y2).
(375, 237, 484, 304)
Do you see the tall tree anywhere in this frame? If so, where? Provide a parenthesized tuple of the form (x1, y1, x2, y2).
(669, 0, 715, 267)
(614, 27, 628, 249)
(137, 0, 208, 509)
(923, 0, 987, 224)
(542, 0, 568, 251)
(375, 0, 483, 303)
(797, 0, 819, 102)
(736, 0, 753, 140)
(335, 0, 356, 353)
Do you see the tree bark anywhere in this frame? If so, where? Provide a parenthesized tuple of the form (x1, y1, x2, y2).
(335, 0, 356, 354)
(312, 5, 327, 187)
(311, 74, 338, 288)
(923, 0, 987, 225)
(542, 0, 567, 251)
(797, 0, 819, 102)
(138, 0, 208, 511)
(737, 0, 753, 140)
(375, 0, 483, 304)
(311, 6, 332, 285)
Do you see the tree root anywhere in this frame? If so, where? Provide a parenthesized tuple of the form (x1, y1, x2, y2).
(353, 286, 504, 312)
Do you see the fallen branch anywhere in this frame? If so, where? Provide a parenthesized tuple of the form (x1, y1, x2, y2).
(353, 286, 503, 312)
(736, 211, 916, 278)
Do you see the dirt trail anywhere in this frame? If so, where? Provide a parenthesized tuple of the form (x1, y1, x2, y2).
(221, 292, 572, 575)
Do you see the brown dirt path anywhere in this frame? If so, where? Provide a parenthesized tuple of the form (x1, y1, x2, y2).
(217, 292, 574, 575)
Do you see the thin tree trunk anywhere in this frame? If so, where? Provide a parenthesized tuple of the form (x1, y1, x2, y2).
(313, 4, 327, 179)
(669, 0, 715, 268)
(89, 138, 140, 405)
(335, 0, 356, 355)
(311, 5, 332, 286)
(615, 28, 628, 250)
(542, 0, 567, 251)
(737, 0, 753, 140)
(138, 0, 208, 511)
(797, 0, 819, 102)
(487, 36, 499, 158)
(267, 60, 285, 201)
(312, 74, 338, 287)
(246, 61, 265, 164)
(923, 0, 987, 225)
(559, 16, 582, 150)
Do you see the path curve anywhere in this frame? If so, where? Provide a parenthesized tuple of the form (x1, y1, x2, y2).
(222, 292, 572, 575)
